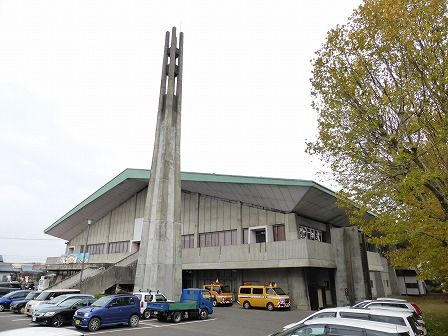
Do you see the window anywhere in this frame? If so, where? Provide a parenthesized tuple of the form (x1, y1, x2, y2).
(327, 325, 363, 336)
(298, 226, 323, 242)
(370, 316, 405, 326)
(339, 312, 370, 320)
(198, 230, 237, 247)
(285, 325, 326, 336)
(252, 288, 263, 295)
(273, 224, 286, 241)
(308, 312, 337, 320)
(155, 294, 167, 302)
(83, 243, 105, 255)
(254, 229, 266, 243)
(181, 234, 194, 249)
(108, 241, 129, 254)
(239, 287, 251, 294)
(242, 229, 248, 244)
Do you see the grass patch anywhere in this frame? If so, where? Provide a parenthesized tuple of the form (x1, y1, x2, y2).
(402, 295, 448, 336)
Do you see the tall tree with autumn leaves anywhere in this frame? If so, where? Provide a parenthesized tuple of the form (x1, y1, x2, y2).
(308, 0, 448, 287)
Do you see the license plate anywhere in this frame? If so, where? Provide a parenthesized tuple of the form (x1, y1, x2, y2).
(32, 316, 36, 322)
(75, 319, 81, 325)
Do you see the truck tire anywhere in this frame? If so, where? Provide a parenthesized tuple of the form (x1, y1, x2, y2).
(88, 317, 101, 332)
(172, 311, 182, 323)
(199, 309, 208, 320)
(143, 309, 151, 319)
(243, 301, 251, 309)
(266, 302, 275, 311)
(0, 305, 4, 312)
(157, 314, 167, 322)
(128, 314, 139, 327)
(212, 299, 217, 307)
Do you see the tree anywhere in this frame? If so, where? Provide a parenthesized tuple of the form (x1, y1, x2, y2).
(308, 0, 448, 287)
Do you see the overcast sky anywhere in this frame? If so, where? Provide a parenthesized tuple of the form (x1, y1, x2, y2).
(0, 0, 362, 263)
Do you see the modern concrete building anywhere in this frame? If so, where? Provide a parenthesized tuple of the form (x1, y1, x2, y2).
(43, 168, 398, 309)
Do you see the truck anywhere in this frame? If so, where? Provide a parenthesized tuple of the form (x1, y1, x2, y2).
(203, 282, 233, 306)
(146, 288, 213, 323)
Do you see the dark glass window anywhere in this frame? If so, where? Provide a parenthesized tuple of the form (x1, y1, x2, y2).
(239, 287, 251, 294)
(198, 230, 237, 247)
(252, 288, 263, 295)
(108, 241, 129, 254)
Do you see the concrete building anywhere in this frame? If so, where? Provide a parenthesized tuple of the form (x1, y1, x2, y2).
(43, 168, 398, 309)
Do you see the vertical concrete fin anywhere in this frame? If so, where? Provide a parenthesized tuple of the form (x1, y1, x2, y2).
(134, 27, 184, 299)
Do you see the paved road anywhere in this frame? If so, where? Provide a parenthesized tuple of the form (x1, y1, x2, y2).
(0, 305, 312, 335)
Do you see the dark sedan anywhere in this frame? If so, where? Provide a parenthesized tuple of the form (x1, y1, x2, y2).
(31, 297, 96, 327)
(10, 291, 41, 314)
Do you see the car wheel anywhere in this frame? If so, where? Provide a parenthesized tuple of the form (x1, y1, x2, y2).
(266, 302, 275, 311)
(243, 301, 251, 309)
(51, 314, 64, 327)
(172, 311, 182, 323)
(212, 299, 217, 307)
(88, 317, 101, 332)
(143, 309, 152, 319)
(19, 307, 25, 314)
(0, 305, 4, 312)
(128, 314, 139, 328)
(199, 309, 208, 320)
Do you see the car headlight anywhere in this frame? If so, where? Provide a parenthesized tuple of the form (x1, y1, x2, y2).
(44, 312, 56, 317)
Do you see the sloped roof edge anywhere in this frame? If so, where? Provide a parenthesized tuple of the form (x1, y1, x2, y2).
(45, 168, 337, 235)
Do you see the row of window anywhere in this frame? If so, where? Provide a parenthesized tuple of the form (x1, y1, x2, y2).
(79, 241, 129, 255)
(182, 224, 287, 248)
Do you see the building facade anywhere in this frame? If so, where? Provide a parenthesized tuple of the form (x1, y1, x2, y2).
(44, 168, 398, 309)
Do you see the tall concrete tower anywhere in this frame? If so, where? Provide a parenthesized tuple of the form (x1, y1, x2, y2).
(134, 27, 183, 299)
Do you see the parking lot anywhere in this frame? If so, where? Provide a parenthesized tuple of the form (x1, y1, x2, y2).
(0, 305, 312, 336)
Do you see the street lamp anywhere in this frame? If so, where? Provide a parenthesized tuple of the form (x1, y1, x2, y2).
(79, 219, 92, 292)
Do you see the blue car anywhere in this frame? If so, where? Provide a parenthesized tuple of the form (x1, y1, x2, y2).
(73, 294, 140, 332)
(0, 290, 32, 311)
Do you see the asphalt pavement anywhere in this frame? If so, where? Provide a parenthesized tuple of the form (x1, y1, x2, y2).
(0, 305, 313, 335)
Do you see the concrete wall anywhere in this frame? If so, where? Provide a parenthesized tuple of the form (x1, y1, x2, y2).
(182, 239, 335, 269)
(367, 251, 393, 297)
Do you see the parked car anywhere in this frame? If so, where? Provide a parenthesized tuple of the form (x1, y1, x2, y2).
(25, 289, 80, 316)
(0, 290, 32, 311)
(283, 307, 425, 336)
(279, 307, 423, 336)
(270, 317, 411, 336)
(133, 290, 171, 319)
(0, 282, 22, 296)
(32, 297, 96, 327)
(0, 327, 84, 335)
(34, 294, 95, 314)
(73, 294, 140, 332)
(10, 291, 41, 314)
(237, 283, 290, 310)
(360, 300, 423, 317)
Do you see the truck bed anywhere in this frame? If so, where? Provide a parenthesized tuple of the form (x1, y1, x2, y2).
(147, 300, 197, 312)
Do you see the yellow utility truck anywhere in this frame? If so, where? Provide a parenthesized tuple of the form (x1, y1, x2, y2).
(237, 282, 290, 311)
(203, 282, 233, 306)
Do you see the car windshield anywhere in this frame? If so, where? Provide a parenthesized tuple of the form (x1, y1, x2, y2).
(25, 292, 40, 300)
(91, 296, 109, 307)
(48, 295, 69, 304)
(35, 292, 51, 301)
(273, 287, 286, 295)
(221, 285, 231, 293)
(58, 298, 81, 307)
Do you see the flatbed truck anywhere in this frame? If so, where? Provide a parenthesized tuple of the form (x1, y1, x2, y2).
(147, 288, 213, 323)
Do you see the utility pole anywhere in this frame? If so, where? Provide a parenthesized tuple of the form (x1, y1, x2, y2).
(79, 219, 92, 292)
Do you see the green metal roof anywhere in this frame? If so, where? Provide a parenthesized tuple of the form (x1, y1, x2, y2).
(45, 168, 339, 238)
